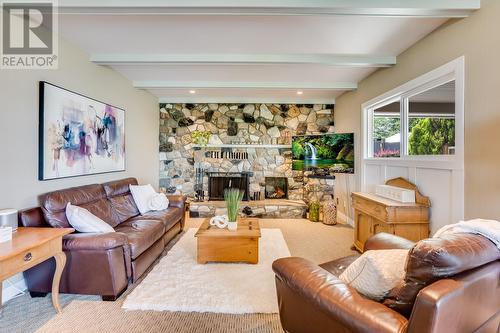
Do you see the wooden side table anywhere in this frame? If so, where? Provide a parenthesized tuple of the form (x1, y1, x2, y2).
(0, 227, 74, 313)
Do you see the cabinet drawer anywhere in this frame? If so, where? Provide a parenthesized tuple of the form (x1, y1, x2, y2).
(0, 242, 52, 280)
(353, 196, 387, 221)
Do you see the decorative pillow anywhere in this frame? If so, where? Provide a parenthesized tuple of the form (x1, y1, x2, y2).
(129, 184, 156, 215)
(148, 193, 169, 211)
(339, 249, 408, 301)
(65, 203, 115, 233)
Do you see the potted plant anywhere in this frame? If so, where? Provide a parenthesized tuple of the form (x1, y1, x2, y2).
(224, 188, 244, 231)
(191, 130, 211, 147)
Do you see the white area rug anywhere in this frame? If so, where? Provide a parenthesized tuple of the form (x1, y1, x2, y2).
(122, 228, 291, 314)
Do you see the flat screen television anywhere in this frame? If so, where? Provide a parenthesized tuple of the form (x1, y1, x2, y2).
(292, 133, 354, 174)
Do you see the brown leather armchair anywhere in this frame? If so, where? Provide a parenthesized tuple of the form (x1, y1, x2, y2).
(273, 233, 500, 333)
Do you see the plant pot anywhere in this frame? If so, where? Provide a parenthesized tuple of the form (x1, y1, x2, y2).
(227, 221, 238, 231)
(308, 201, 321, 222)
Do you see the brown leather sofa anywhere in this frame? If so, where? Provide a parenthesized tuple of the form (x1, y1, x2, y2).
(273, 232, 500, 333)
(19, 178, 186, 300)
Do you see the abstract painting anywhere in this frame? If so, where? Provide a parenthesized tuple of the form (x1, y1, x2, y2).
(39, 81, 125, 180)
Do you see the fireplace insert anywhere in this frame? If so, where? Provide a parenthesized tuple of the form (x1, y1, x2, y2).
(207, 172, 251, 201)
(265, 177, 288, 199)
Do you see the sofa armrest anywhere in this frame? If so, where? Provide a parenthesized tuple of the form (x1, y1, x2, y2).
(63, 232, 132, 279)
(19, 207, 51, 228)
(167, 195, 187, 209)
(273, 257, 408, 333)
(407, 261, 500, 333)
(364, 232, 415, 252)
(63, 232, 129, 251)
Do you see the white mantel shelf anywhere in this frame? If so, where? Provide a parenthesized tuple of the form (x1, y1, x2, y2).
(192, 144, 291, 149)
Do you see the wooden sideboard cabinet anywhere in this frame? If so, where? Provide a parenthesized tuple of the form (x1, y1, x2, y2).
(352, 178, 430, 252)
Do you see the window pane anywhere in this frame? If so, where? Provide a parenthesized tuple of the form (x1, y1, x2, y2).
(408, 81, 455, 155)
(372, 101, 401, 158)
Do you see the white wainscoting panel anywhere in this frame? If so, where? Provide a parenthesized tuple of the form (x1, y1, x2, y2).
(386, 166, 409, 181)
(362, 160, 464, 235)
(363, 164, 383, 192)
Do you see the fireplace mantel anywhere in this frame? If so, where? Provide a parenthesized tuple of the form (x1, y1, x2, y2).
(193, 144, 290, 149)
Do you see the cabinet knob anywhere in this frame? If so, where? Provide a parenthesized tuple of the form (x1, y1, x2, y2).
(24, 252, 32, 262)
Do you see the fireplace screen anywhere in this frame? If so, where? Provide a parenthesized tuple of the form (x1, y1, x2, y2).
(265, 177, 288, 199)
(207, 172, 250, 201)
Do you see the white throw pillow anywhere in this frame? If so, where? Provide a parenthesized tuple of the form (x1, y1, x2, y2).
(148, 192, 169, 211)
(339, 249, 408, 301)
(130, 184, 157, 215)
(65, 203, 115, 233)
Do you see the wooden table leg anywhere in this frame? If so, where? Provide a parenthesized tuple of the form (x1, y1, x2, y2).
(52, 252, 66, 313)
(0, 280, 3, 317)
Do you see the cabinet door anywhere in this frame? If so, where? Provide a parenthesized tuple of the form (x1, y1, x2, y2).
(356, 212, 373, 249)
(373, 220, 392, 235)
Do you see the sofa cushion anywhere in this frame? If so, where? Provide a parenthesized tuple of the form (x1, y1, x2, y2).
(135, 207, 184, 231)
(103, 178, 140, 225)
(41, 184, 114, 229)
(383, 233, 500, 316)
(63, 232, 129, 251)
(320, 254, 360, 277)
(115, 220, 165, 259)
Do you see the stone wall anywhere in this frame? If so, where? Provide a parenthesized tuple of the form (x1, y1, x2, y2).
(159, 103, 335, 204)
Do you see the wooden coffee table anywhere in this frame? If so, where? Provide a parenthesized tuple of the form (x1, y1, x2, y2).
(195, 218, 261, 264)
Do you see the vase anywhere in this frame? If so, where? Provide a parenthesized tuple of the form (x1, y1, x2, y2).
(227, 221, 238, 231)
(308, 201, 320, 222)
(322, 196, 337, 225)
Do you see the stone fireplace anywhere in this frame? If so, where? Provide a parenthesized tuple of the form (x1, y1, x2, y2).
(207, 171, 251, 201)
(158, 103, 336, 217)
(265, 177, 288, 199)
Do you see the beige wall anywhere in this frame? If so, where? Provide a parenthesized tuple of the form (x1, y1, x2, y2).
(335, 0, 500, 221)
(0, 37, 159, 210)
(0, 34, 159, 298)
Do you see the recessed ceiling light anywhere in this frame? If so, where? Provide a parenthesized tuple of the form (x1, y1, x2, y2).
(189, 90, 196, 94)
(296, 91, 303, 95)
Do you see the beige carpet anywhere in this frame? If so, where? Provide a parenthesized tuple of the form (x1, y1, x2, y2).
(0, 218, 356, 333)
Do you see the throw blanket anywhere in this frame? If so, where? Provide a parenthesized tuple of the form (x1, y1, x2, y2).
(149, 193, 169, 211)
(434, 219, 500, 250)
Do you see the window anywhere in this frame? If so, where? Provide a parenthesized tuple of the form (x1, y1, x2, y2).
(372, 101, 401, 158)
(407, 81, 455, 155)
(363, 57, 463, 162)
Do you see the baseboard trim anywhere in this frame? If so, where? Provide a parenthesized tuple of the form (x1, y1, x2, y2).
(2, 278, 27, 305)
(337, 211, 354, 227)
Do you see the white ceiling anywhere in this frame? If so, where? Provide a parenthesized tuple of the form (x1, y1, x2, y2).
(55, 1, 479, 103)
(410, 81, 456, 103)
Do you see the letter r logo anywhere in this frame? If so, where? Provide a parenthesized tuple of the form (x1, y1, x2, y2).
(2, 3, 53, 54)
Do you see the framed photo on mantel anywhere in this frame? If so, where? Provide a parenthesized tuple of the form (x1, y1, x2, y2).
(38, 81, 126, 180)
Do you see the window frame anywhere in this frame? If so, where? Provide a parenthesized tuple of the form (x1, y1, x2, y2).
(362, 57, 464, 169)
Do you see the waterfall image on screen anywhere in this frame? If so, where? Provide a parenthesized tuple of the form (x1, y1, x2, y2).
(291, 133, 354, 174)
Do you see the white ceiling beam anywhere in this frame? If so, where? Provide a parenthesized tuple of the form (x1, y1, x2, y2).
(158, 97, 336, 104)
(134, 81, 357, 90)
(92, 54, 396, 68)
(59, 0, 479, 17)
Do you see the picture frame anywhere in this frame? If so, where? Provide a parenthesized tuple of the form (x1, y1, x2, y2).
(39, 81, 126, 180)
